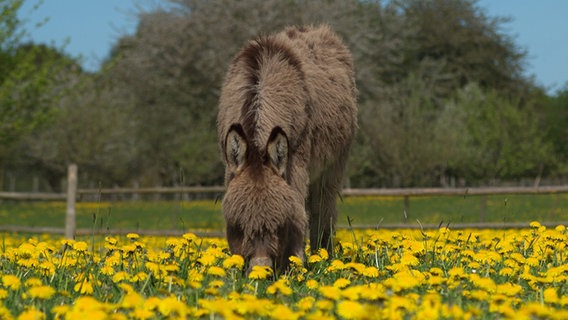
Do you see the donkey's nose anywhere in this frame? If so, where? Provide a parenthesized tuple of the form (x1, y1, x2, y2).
(249, 256, 272, 268)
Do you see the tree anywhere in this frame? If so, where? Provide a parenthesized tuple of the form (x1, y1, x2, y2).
(19, 72, 140, 190)
(0, 0, 79, 189)
(540, 85, 568, 175)
(448, 84, 555, 183)
(355, 70, 466, 187)
(396, 0, 531, 98)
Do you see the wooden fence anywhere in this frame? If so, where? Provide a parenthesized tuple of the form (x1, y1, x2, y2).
(1, 164, 567, 237)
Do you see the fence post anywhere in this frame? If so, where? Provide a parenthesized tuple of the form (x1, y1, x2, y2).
(65, 164, 78, 239)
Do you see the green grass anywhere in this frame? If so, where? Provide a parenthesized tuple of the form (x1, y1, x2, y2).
(0, 193, 566, 231)
(338, 193, 568, 226)
(0, 200, 224, 231)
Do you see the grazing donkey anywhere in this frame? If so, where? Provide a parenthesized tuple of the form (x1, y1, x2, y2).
(217, 25, 357, 273)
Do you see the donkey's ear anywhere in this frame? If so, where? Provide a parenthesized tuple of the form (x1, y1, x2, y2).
(225, 126, 247, 172)
(267, 127, 288, 177)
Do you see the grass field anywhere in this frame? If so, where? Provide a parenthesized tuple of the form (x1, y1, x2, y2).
(0, 193, 566, 231)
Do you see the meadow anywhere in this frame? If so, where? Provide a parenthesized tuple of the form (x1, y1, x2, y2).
(0, 193, 567, 231)
(1, 222, 568, 319)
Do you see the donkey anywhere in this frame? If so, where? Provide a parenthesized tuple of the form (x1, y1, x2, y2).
(217, 25, 357, 273)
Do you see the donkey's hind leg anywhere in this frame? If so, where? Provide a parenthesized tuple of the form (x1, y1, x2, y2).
(307, 154, 348, 255)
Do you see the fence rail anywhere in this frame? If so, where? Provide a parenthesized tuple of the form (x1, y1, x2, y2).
(2, 185, 568, 201)
(342, 185, 568, 196)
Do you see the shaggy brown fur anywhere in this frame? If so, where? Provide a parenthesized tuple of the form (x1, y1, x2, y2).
(217, 25, 357, 273)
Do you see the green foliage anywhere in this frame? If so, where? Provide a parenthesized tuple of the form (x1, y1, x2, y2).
(449, 84, 555, 182)
(0, 0, 24, 50)
(0, 1, 76, 165)
(541, 85, 568, 174)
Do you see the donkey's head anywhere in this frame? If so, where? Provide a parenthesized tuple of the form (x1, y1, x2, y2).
(222, 124, 307, 274)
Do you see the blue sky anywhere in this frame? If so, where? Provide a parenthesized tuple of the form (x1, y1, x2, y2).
(18, 0, 568, 94)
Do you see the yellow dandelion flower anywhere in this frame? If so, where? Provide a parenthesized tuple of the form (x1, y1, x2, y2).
(336, 300, 369, 320)
(61, 239, 75, 248)
(529, 221, 541, 229)
(126, 233, 140, 240)
(306, 279, 319, 290)
(0, 288, 8, 299)
(105, 236, 118, 245)
(182, 232, 197, 243)
(164, 264, 180, 273)
(187, 269, 204, 289)
(526, 257, 540, 267)
(198, 253, 217, 266)
(359, 283, 386, 300)
(345, 262, 366, 274)
(112, 271, 131, 283)
(100, 265, 115, 276)
(207, 266, 226, 277)
(248, 266, 273, 280)
(469, 274, 496, 293)
(118, 283, 135, 293)
(429, 267, 444, 276)
(333, 278, 351, 289)
(17, 258, 38, 268)
(308, 254, 322, 264)
(400, 253, 420, 266)
(223, 255, 245, 270)
(158, 296, 188, 318)
(448, 267, 466, 279)
(131, 272, 148, 282)
(341, 286, 363, 300)
(315, 299, 334, 311)
(467, 289, 490, 301)
(51, 305, 69, 318)
(326, 259, 345, 272)
(319, 285, 342, 300)
(297, 296, 315, 311)
(362, 266, 379, 278)
(543, 287, 559, 304)
(38, 261, 56, 277)
(499, 267, 515, 277)
(131, 309, 154, 320)
(271, 304, 300, 320)
(317, 248, 329, 260)
(66, 296, 107, 319)
(16, 307, 45, 320)
(144, 297, 161, 311)
(27, 285, 55, 300)
(0, 304, 13, 320)
(2, 274, 21, 290)
(518, 302, 552, 319)
(121, 244, 137, 254)
(73, 279, 94, 295)
(145, 262, 160, 275)
(24, 277, 43, 287)
(289, 256, 303, 267)
(121, 291, 143, 309)
(72, 241, 88, 252)
(267, 279, 292, 296)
